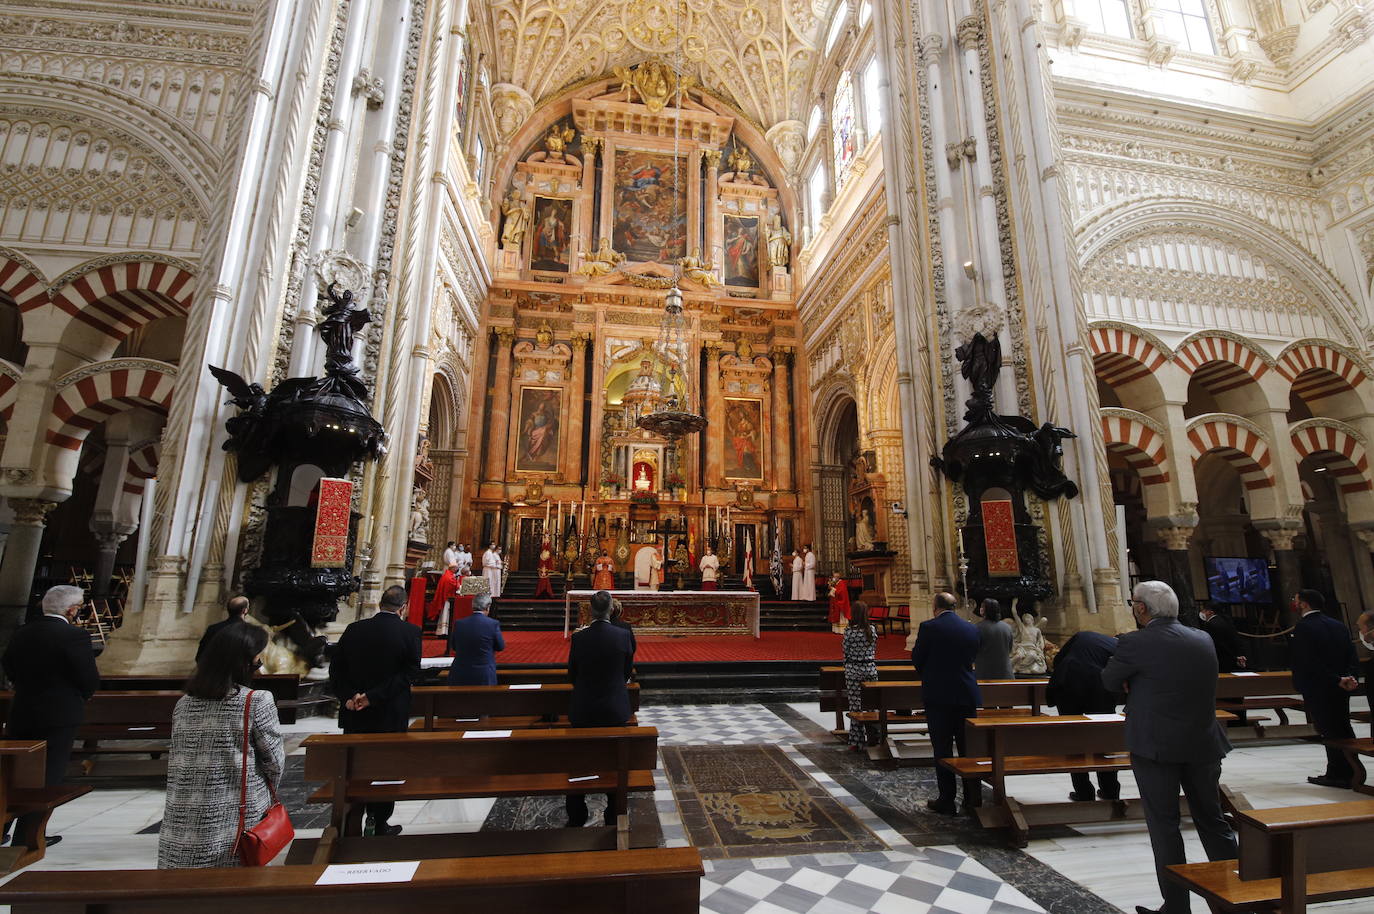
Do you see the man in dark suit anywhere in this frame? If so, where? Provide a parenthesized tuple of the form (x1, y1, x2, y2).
(1359, 610, 1373, 739)
(195, 595, 250, 663)
(609, 598, 637, 674)
(329, 584, 422, 836)
(1102, 581, 1237, 914)
(2, 585, 101, 848)
(448, 592, 504, 685)
(1198, 607, 1245, 672)
(565, 590, 635, 827)
(911, 592, 981, 814)
(1048, 630, 1123, 801)
(1290, 589, 1360, 787)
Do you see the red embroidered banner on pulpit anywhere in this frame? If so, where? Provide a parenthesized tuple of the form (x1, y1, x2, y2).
(982, 499, 1020, 577)
(311, 477, 353, 567)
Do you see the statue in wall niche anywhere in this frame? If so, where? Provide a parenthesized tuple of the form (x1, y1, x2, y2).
(1010, 606, 1049, 676)
(852, 505, 876, 552)
(500, 188, 530, 250)
(409, 486, 430, 543)
(765, 212, 791, 269)
(577, 237, 624, 276)
(679, 250, 720, 287)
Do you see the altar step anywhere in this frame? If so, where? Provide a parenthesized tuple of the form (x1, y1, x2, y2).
(635, 661, 818, 697)
(496, 571, 788, 599)
(488, 597, 831, 632)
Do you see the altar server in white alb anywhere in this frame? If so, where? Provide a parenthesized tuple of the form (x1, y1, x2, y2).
(442, 541, 459, 569)
(456, 543, 473, 574)
(482, 542, 504, 598)
(699, 547, 719, 591)
(791, 550, 804, 600)
(800, 545, 817, 601)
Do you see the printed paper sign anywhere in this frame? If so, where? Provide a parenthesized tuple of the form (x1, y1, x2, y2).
(316, 861, 420, 885)
(463, 729, 512, 739)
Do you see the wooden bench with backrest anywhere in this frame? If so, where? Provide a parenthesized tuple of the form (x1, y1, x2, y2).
(0, 740, 92, 873)
(99, 673, 303, 723)
(0, 846, 705, 914)
(855, 679, 1049, 751)
(0, 691, 182, 773)
(1329, 737, 1374, 795)
(818, 665, 917, 734)
(428, 667, 573, 684)
(410, 683, 640, 731)
(1167, 799, 1374, 914)
(939, 711, 1242, 846)
(294, 727, 659, 865)
(1214, 671, 1313, 739)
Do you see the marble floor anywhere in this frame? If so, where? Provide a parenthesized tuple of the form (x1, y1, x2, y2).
(0, 696, 1369, 914)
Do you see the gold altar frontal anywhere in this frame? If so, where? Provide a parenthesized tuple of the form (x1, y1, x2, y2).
(563, 590, 761, 639)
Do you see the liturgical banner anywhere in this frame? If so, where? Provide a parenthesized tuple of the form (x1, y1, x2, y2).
(311, 477, 353, 567)
(981, 499, 1020, 577)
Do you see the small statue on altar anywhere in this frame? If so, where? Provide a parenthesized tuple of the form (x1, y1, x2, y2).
(577, 237, 624, 277)
(1010, 606, 1049, 675)
(699, 546, 719, 591)
(500, 188, 530, 250)
(673, 539, 690, 590)
(634, 463, 652, 491)
(592, 550, 616, 590)
(534, 540, 555, 598)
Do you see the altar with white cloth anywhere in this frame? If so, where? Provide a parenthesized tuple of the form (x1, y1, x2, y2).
(563, 590, 760, 638)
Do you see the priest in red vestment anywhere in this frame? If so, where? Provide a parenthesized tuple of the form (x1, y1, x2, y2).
(829, 577, 851, 632)
(591, 551, 616, 591)
(428, 564, 462, 625)
(534, 540, 556, 598)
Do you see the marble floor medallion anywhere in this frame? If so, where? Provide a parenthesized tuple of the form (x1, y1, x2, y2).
(662, 745, 888, 859)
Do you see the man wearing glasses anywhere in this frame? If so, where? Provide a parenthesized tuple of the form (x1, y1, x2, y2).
(1102, 581, 1237, 914)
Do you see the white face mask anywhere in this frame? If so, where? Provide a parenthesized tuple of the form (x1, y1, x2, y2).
(1360, 630, 1374, 651)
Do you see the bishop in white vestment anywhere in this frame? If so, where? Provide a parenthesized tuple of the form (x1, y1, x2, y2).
(482, 544, 503, 597)
(791, 551, 804, 601)
(800, 546, 817, 601)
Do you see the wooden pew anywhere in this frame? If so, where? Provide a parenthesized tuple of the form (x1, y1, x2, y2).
(939, 711, 1240, 846)
(1167, 799, 1374, 913)
(0, 847, 705, 914)
(818, 665, 919, 734)
(1214, 672, 1313, 739)
(99, 673, 304, 723)
(410, 683, 640, 731)
(0, 691, 181, 774)
(855, 679, 1049, 752)
(429, 667, 572, 684)
(296, 727, 659, 864)
(1330, 737, 1374, 795)
(0, 740, 91, 873)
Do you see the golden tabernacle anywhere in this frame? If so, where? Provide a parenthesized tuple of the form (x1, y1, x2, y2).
(564, 590, 761, 638)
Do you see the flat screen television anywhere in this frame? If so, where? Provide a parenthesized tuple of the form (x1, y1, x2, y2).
(1204, 557, 1272, 604)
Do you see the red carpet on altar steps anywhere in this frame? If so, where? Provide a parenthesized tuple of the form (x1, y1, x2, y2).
(423, 630, 913, 663)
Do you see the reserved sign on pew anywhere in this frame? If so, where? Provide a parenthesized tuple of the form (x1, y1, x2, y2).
(316, 861, 421, 885)
(462, 729, 512, 739)
(509, 684, 542, 690)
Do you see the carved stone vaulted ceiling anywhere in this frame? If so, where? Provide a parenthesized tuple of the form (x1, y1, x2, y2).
(485, 0, 827, 128)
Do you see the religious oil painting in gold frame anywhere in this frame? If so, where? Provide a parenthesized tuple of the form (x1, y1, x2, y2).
(722, 214, 760, 287)
(529, 196, 573, 272)
(612, 149, 688, 263)
(723, 398, 764, 481)
(514, 386, 562, 474)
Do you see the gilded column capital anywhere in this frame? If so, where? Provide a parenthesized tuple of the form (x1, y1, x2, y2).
(1154, 524, 1195, 551)
(771, 346, 794, 366)
(9, 498, 57, 527)
(705, 340, 724, 359)
(571, 331, 591, 352)
(582, 136, 603, 159)
(703, 149, 723, 170)
(494, 327, 516, 345)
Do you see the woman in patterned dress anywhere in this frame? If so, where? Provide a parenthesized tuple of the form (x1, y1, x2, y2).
(843, 601, 878, 750)
(159, 624, 284, 868)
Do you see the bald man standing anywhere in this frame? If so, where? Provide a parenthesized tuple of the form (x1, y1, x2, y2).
(196, 595, 250, 663)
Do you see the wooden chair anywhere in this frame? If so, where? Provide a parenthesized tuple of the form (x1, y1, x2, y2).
(889, 605, 911, 634)
(0, 847, 705, 914)
(1167, 799, 1374, 913)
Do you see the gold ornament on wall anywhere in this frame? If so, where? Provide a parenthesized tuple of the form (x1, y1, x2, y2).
(612, 60, 695, 113)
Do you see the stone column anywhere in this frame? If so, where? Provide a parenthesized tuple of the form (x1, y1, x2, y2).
(704, 343, 724, 488)
(91, 531, 130, 598)
(563, 333, 589, 484)
(1154, 523, 1198, 621)
(703, 150, 722, 273)
(771, 348, 793, 492)
(483, 328, 515, 483)
(1259, 526, 1303, 606)
(0, 497, 56, 651)
(578, 138, 602, 259)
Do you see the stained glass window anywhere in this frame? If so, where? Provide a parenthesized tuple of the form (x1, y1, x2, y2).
(832, 71, 857, 183)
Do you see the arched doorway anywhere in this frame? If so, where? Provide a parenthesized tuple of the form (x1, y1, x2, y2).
(816, 395, 860, 576)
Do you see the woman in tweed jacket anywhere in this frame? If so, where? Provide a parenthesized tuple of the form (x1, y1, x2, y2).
(159, 624, 284, 868)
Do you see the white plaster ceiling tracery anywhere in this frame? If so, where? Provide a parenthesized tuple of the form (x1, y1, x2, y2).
(483, 0, 825, 129)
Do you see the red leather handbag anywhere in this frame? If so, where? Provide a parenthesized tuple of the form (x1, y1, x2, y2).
(232, 689, 294, 866)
